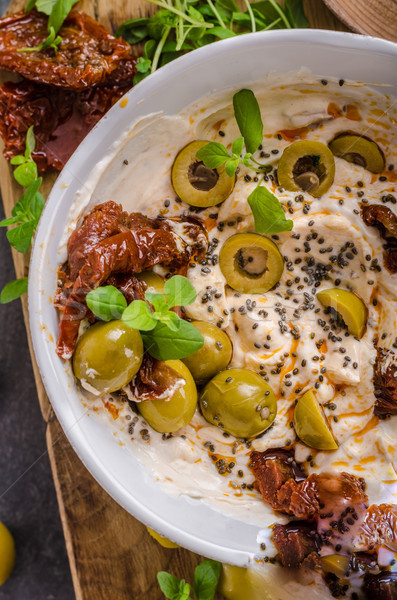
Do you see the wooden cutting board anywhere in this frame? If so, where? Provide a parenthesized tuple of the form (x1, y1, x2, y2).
(0, 1, 349, 599)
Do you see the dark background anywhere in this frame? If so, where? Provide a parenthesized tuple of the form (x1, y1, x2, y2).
(0, 0, 75, 594)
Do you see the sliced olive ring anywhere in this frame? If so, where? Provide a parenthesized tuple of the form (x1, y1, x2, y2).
(277, 140, 335, 197)
(328, 132, 385, 173)
(316, 288, 367, 339)
(293, 388, 338, 451)
(219, 233, 284, 294)
(171, 140, 235, 207)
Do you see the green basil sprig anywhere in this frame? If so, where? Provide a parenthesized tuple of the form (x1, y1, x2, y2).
(0, 127, 45, 304)
(248, 185, 293, 233)
(86, 275, 204, 361)
(22, 0, 79, 52)
(157, 559, 221, 600)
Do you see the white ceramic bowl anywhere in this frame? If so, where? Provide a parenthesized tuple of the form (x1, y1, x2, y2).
(29, 30, 397, 566)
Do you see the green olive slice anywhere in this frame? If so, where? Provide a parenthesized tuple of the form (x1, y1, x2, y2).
(138, 360, 197, 433)
(73, 320, 143, 394)
(182, 321, 232, 384)
(200, 368, 277, 438)
(277, 140, 335, 197)
(316, 288, 367, 338)
(219, 233, 284, 294)
(320, 555, 350, 578)
(329, 133, 385, 173)
(293, 389, 338, 451)
(171, 140, 235, 207)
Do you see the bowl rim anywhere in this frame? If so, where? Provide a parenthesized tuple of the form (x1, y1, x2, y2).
(28, 28, 397, 564)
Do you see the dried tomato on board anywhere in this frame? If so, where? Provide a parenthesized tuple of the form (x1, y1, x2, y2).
(0, 9, 136, 91)
(0, 79, 133, 172)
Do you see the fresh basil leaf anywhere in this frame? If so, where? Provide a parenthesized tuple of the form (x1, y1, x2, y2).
(136, 56, 152, 74)
(215, 0, 238, 17)
(13, 161, 38, 187)
(0, 277, 28, 304)
(48, 0, 79, 34)
(12, 178, 43, 220)
(25, 125, 35, 156)
(116, 18, 149, 45)
(231, 136, 244, 157)
(233, 89, 263, 155)
(284, 0, 309, 27)
(29, 190, 45, 224)
(250, 0, 281, 23)
(10, 155, 25, 166)
(164, 275, 197, 307)
(86, 285, 127, 322)
(224, 157, 239, 177)
(7, 221, 35, 253)
(207, 26, 235, 39)
(157, 572, 181, 600)
(122, 300, 157, 331)
(142, 319, 204, 360)
(196, 142, 231, 169)
(0, 216, 19, 227)
(248, 186, 293, 234)
(193, 559, 221, 600)
(35, 0, 57, 16)
(179, 581, 191, 600)
(144, 39, 157, 59)
(25, 0, 37, 11)
(147, 10, 177, 40)
(156, 310, 181, 332)
(145, 292, 169, 313)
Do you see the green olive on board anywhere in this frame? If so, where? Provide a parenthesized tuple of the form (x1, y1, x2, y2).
(328, 133, 385, 173)
(182, 321, 232, 384)
(277, 140, 335, 197)
(136, 271, 165, 295)
(138, 360, 197, 433)
(293, 388, 338, 451)
(219, 233, 284, 294)
(316, 288, 367, 338)
(200, 368, 277, 438)
(0, 522, 15, 586)
(320, 555, 350, 578)
(171, 140, 235, 207)
(73, 320, 143, 394)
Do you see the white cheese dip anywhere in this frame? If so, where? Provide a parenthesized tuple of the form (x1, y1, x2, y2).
(65, 70, 397, 586)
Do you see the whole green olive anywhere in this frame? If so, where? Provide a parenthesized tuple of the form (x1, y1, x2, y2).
(200, 368, 277, 438)
(73, 320, 143, 394)
(182, 321, 232, 384)
(136, 271, 165, 295)
(138, 360, 197, 433)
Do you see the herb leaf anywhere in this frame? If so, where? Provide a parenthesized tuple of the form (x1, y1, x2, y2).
(224, 157, 239, 177)
(142, 319, 204, 360)
(13, 160, 38, 187)
(179, 581, 191, 600)
(193, 559, 221, 600)
(248, 186, 293, 234)
(145, 292, 168, 313)
(164, 274, 197, 307)
(0, 277, 28, 304)
(233, 88, 263, 154)
(231, 136, 244, 157)
(86, 286, 127, 322)
(157, 572, 181, 599)
(48, 0, 79, 33)
(284, 0, 309, 28)
(196, 141, 231, 169)
(7, 221, 35, 253)
(122, 299, 157, 331)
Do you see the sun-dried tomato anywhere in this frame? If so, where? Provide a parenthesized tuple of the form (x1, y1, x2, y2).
(361, 204, 397, 273)
(131, 355, 186, 401)
(0, 9, 136, 91)
(0, 78, 133, 172)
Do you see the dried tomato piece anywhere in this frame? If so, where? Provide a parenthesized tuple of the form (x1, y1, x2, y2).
(131, 355, 186, 401)
(363, 572, 397, 600)
(272, 522, 320, 568)
(0, 78, 133, 172)
(373, 347, 397, 417)
(0, 10, 136, 90)
(357, 503, 397, 550)
(361, 204, 397, 273)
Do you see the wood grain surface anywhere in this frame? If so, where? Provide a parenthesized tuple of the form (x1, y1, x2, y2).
(324, 0, 397, 42)
(0, 1, 350, 599)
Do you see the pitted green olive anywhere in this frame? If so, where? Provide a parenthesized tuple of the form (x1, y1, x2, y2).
(182, 321, 232, 384)
(277, 140, 335, 197)
(138, 360, 197, 433)
(136, 271, 165, 295)
(329, 133, 385, 173)
(294, 389, 338, 450)
(316, 288, 367, 338)
(73, 320, 143, 394)
(200, 368, 277, 438)
(219, 233, 284, 294)
(171, 140, 235, 207)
